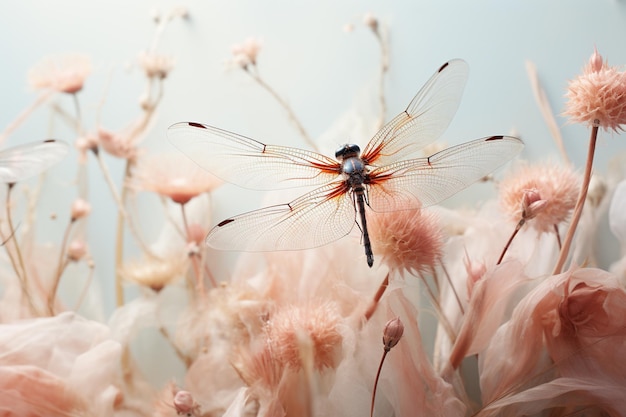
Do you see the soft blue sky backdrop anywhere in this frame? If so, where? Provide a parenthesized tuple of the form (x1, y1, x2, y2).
(1, 0, 625, 313)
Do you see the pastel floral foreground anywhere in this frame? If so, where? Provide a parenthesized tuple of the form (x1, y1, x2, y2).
(2, 12, 626, 417)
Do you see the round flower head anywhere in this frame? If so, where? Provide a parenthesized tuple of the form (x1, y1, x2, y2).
(133, 153, 223, 204)
(564, 48, 626, 132)
(28, 54, 92, 94)
(264, 302, 342, 372)
(369, 205, 443, 276)
(499, 162, 580, 233)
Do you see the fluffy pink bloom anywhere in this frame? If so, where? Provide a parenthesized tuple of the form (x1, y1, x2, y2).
(230, 37, 262, 68)
(564, 48, 626, 132)
(28, 54, 91, 94)
(499, 162, 579, 233)
(264, 302, 343, 371)
(369, 205, 443, 276)
(133, 153, 223, 204)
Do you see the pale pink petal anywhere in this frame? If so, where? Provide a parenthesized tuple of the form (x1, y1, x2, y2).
(383, 289, 466, 416)
(447, 260, 529, 371)
(478, 377, 625, 417)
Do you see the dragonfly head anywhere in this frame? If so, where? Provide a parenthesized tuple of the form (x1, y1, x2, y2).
(335, 144, 361, 161)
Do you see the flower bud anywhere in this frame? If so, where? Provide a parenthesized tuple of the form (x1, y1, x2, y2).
(173, 390, 196, 414)
(71, 198, 92, 221)
(382, 317, 404, 351)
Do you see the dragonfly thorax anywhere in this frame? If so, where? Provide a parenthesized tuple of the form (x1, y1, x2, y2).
(334, 143, 361, 160)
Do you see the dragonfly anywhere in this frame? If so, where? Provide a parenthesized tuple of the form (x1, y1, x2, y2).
(168, 59, 523, 267)
(0, 139, 69, 184)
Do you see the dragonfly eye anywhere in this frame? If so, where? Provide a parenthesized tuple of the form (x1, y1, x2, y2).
(335, 144, 361, 160)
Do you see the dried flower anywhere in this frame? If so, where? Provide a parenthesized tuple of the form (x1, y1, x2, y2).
(71, 198, 92, 221)
(382, 317, 404, 351)
(133, 153, 222, 204)
(564, 48, 626, 132)
(363, 12, 379, 32)
(265, 302, 342, 371)
(97, 128, 137, 160)
(28, 54, 92, 94)
(370, 206, 443, 276)
(520, 188, 548, 221)
(230, 37, 262, 69)
(119, 254, 187, 292)
(499, 162, 579, 233)
(67, 239, 88, 262)
(173, 390, 199, 415)
(138, 51, 174, 79)
(75, 135, 98, 163)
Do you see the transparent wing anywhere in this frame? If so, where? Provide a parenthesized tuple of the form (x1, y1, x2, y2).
(0, 140, 69, 184)
(168, 122, 341, 190)
(206, 181, 357, 251)
(361, 59, 469, 167)
(367, 136, 524, 212)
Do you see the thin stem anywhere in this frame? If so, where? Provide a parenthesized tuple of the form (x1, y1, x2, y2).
(48, 219, 75, 315)
(553, 223, 562, 250)
(180, 203, 208, 294)
(440, 262, 464, 316)
(371, 26, 389, 131)
(0, 91, 54, 147)
(158, 324, 193, 367)
(364, 273, 389, 321)
(525, 61, 570, 165)
(6, 184, 30, 297)
(370, 349, 389, 417)
(47, 258, 70, 315)
(244, 68, 317, 152)
(2, 185, 37, 315)
(419, 273, 456, 343)
(497, 220, 524, 265)
(552, 125, 598, 275)
(72, 93, 83, 135)
(73, 261, 95, 311)
(114, 160, 133, 307)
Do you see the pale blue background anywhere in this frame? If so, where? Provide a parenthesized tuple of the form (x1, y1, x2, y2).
(1, 0, 626, 315)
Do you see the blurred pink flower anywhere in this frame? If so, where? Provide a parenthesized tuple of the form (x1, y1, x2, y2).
(28, 54, 91, 94)
(138, 51, 175, 79)
(230, 37, 262, 68)
(499, 162, 579, 233)
(369, 205, 443, 276)
(0, 312, 122, 416)
(564, 48, 626, 132)
(119, 254, 187, 292)
(97, 128, 138, 160)
(479, 266, 626, 415)
(133, 153, 223, 204)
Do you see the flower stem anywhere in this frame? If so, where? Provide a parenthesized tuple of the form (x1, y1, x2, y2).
(370, 348, 389, 417)
(48, 219, 75, 315)
(180, 203, 208, 294)
(497, 220, 524, 265)
(364, 273, 389, 321)
(371, 25, 389, 131)
(244, 68, 317, 152)
(552, 125, 598, 275)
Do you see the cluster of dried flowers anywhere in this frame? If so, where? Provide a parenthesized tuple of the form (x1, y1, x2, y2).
(1, 9, 626, 417)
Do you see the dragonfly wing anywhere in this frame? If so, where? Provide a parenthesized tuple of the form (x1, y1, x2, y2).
(0, 140, 69, 184)
(361, 59, 469, 166)
(367, 135, 524, 212)
(206, 181, 357, 251)
(168, 122, 340, 190)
